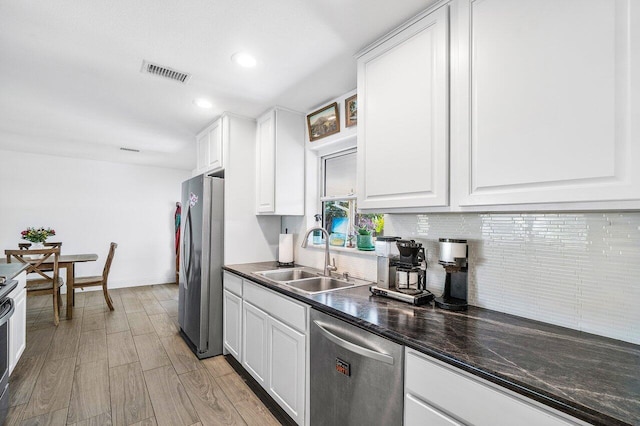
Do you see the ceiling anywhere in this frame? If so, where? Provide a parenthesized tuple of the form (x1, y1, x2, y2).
(0, 0, 437, 170)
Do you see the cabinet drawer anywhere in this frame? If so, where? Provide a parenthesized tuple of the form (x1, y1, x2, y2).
(405, 393, 463, 426)
(223, 272, 243, 297)
(244, 280, 307, 333)
(405, 349, 579, 426)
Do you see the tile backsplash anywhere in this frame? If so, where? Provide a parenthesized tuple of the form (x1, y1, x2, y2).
(385, 212, 640, 344)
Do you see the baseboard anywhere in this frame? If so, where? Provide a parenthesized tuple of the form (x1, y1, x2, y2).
(224, 355, 297, 426)
(60, 281, 176, 294)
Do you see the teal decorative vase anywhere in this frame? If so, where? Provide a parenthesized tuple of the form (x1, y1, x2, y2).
(357, 234, 374, 250)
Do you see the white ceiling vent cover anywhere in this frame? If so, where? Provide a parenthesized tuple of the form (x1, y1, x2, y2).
(141, 60, 191, 84)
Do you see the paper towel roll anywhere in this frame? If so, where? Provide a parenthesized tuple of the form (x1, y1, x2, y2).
(279, 234, 294, 264)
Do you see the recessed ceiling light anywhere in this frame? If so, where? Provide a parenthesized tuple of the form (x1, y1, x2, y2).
(231, 52, 257, 68)
(194, 98, 213, 109)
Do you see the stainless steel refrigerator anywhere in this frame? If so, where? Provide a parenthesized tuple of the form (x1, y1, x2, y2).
(178, 175, 224, 359)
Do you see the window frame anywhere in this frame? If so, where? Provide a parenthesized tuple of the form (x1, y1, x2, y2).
(320, 148, 357, 202)
(319, 149, 357, 247)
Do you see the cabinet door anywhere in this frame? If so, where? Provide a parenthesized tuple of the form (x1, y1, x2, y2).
(453, 0, 640, 207)
(9, 273, 26, 374)
(357, 6, 449, 209)
(242, 301, 268, 386)
(196, 131, 209, 171)
(207, 119, 223, 171)
(256, 111, 276, 213)
(223, 290, 242, 361)
(267, 316, 305, 425)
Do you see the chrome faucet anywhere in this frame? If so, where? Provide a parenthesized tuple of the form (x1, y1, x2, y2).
(301, 226, 337, 277)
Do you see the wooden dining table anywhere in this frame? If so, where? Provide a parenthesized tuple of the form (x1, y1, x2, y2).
(19, 253, 98, 319)
(2, 252, 99, 319)
(53, 254, 98, 319)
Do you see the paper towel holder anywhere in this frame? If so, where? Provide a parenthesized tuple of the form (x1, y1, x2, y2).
(278, 229, 295, 268)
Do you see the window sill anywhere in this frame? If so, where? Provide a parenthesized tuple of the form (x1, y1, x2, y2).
(304, 243, 377, 257)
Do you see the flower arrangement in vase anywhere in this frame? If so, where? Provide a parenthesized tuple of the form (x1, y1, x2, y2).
(21, 227, 56, 249)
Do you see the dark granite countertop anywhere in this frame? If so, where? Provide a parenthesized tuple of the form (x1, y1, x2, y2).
(224, 262, 640, 426)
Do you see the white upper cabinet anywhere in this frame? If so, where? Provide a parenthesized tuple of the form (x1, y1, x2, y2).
(256, 111, 276, 213)
(195, 118, 223, 174)
(256, 107, 305, 215)
(452, 0, 640, 208)
(357, 6, 449, 210)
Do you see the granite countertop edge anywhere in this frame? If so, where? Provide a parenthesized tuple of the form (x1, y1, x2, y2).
(223, 262, 637, 426)
(0, 263, 28, 281)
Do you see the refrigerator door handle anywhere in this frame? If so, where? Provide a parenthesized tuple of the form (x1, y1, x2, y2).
(312, 320, 395, 365)
(182, 206, 193, 288)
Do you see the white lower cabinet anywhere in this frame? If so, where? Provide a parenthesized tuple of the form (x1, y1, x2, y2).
(227, 275, 308, 425)
(405, 393, 463, 426)
(222, 290, 242, 361)
(405, 349, 583, 426)
(8, 271, 26, 375)
(267, 316, 305, 424)
(223, 272, 243, 361)
(241, 300, 269, 387)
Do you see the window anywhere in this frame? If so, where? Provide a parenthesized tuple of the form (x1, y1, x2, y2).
(319, 149, 384, 248)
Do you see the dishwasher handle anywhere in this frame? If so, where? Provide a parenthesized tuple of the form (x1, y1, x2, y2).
(313, 320, 394, 365)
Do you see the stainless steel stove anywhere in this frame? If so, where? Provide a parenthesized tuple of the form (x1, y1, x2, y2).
(0, 279, 16, 424)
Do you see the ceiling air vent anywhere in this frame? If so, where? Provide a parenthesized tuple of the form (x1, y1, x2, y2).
(141, 60, 191, 84)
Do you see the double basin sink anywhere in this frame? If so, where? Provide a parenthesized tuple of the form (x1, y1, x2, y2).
(254, 268, 372, 295)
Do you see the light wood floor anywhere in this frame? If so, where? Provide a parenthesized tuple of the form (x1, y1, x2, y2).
(6, 284, 281, 426)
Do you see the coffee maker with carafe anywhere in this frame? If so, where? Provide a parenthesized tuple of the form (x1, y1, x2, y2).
(395, 240, 427, 294)
(370, 239, 434, 305)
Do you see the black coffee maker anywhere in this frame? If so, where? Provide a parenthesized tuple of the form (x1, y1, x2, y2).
(395, 240, 427, 295)
(370, 239, 433, 305)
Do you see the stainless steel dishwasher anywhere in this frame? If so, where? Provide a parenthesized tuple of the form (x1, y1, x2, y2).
(310, 309, 404, 425)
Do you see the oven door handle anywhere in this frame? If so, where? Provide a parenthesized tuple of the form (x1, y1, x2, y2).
(313, 320, 394, 365)
(0, 299, 14, 327)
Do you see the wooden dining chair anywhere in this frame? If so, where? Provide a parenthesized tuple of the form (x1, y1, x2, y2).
(5, 248, 63, 325)
(74, 242, 117, 311)
(19, 243, 62, 273)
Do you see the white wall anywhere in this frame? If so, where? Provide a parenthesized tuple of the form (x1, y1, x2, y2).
(222, 114, 280, 264)
(0, 149, 190, 289)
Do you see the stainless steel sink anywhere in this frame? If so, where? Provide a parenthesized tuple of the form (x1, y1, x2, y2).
(254, 268, 372, 295)
(254, 269, 319, 282)
(283, 276, 355, 294)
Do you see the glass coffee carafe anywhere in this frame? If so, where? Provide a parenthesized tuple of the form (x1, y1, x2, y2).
(394, 240, 427, 294)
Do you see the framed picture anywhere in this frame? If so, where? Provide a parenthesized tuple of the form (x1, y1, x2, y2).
(307, 102, 340, 142)
(345, 94, 357, 127)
